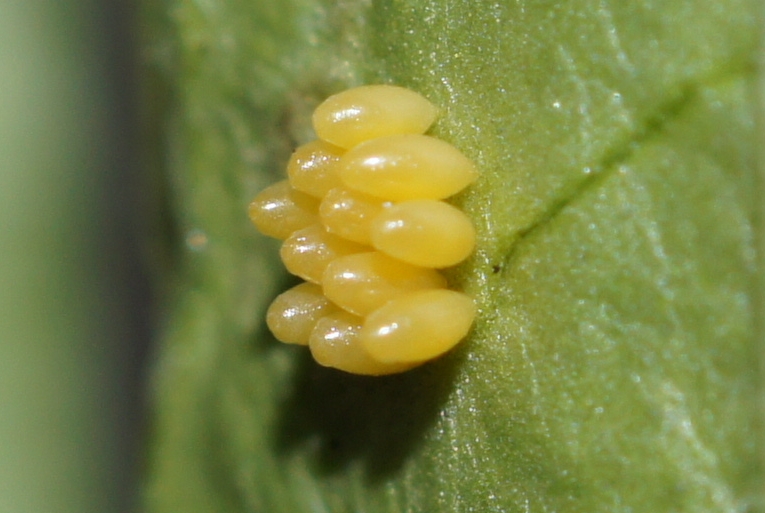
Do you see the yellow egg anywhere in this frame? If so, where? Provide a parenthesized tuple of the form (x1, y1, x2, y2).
(319, 187, 387, 245)
(370, 200, 476, 268)
(322, 252, 447, 317)
(250, 85, 481, 375)
(280, 224, 368, 283)
(309, 310, 416, 375)
(286, 140, 345, 198)
(360, 289, 476, 364)
(312, 85, 438, 149)
(266, 282, 339, 345)
(248, 180, 320, 240)
(337, 134, 478, 201)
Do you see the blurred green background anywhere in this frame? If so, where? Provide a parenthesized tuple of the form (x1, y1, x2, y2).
(0, 2, 146, 512)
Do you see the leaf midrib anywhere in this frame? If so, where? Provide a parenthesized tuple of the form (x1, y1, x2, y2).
(501, 64, 755, 270)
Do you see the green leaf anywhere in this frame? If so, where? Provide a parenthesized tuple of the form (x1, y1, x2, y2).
(143, 1, 763, 512)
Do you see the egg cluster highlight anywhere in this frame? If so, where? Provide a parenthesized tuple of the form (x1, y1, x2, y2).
(249, 85, 478, 375)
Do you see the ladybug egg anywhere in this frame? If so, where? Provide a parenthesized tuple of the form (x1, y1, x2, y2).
(250, 85, 480, 375)
(312, 85, 438, 149)
(309, 311, 416, 375)
(248, 180, 320, 240)
(319, 187, 387, 245)
(266, 282, 338, 345)
(337, 134, 478, 201)
(280, 224, 368, 284)
(322, 251, 447, 317)
(360, 289, 476, 364)
(370, 200, 476, 268)
(286, 139, 345, 198)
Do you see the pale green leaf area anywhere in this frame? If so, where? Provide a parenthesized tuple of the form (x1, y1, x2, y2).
(144, 0, 763, 512)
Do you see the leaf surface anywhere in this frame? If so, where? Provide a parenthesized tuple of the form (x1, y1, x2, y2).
(144, 1, 763, 512)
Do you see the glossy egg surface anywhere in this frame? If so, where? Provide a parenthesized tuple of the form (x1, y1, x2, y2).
(266, 282, 338, 345)
(312, 85, 438, 149)
(319, 187, 386, 245)
(280, 224, 368, 283)
(360, 289, 477, 364)
(249, 85, 478, 375)
(370, 200, 476, 268)
(287, 139, 345, 198)
(248, 180, 320, 240)
(309, 311, 415, 375)
(322, 251, 447, 317)
(337, 134, 478, 201)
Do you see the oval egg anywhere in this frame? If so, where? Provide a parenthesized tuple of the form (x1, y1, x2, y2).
(370, 200, 476, 268)
(360, 289, 476, 364)
(337, 134, 478, 201)
(280, 224, 368, 283)
(309, 310, 415, 375)
(286, 139, 345, 198)
(251, 84, 480, 375)
(312, 85, 438, 149)
(319, 187, 387, 245)
(248, 180, 320, 240)
(266, 282, 339, 345)
(322, 251, 447, 317)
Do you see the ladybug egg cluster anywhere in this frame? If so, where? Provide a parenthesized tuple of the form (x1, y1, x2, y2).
(249, 85, 477, 376)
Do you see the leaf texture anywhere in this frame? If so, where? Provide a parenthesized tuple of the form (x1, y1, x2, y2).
(144, 1, 763, 512)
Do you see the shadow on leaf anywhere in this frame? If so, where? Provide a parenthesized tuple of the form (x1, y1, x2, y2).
(274, 349, 459, 481)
